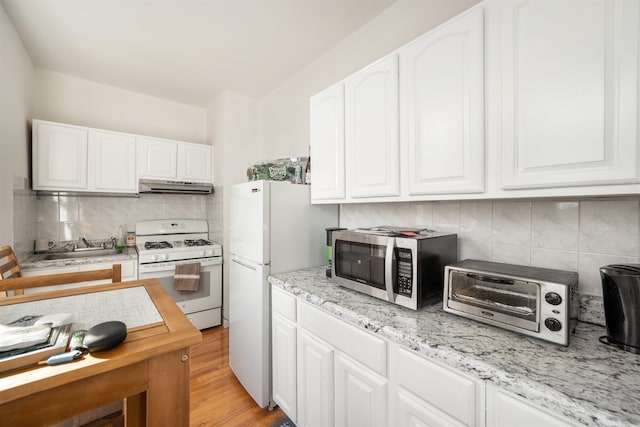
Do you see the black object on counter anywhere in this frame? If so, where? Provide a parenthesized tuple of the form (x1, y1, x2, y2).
(84, 321, 127, 352)
(599, 264, 640, 354)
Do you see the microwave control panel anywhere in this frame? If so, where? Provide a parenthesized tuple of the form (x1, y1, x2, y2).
(395, 248, 413, 297)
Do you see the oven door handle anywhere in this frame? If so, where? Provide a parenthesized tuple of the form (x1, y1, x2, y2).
(385, 237, 396, 303)
(232, 256, 257, 271)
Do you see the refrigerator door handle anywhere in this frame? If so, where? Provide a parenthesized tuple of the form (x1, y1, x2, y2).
(232, 256, 258, 271)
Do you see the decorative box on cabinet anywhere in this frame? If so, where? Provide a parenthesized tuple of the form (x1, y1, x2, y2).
(497, 0, 640, 190)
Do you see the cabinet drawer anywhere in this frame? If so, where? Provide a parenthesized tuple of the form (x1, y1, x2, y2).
(396, 347, 483, 426)
(272, 287, 296, 322)
(298, 301, 386, 375)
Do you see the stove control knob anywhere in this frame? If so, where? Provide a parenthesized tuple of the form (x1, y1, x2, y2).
(544, 292, 562, 306)
(544, 318, 562, 332)
(199, 250, 205, 256)
(151, 254, 158, 261)
(161, 254, 169, 261)
(206, 250, 213, 256)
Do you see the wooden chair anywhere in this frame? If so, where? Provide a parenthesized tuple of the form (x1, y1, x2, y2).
(0, 264, 121, 298)
(0, 245, 23, 297)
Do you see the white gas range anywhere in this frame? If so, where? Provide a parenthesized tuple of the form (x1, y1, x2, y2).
(135, 219, 222, 330)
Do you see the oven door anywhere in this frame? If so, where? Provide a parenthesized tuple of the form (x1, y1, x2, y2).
(138, 259, 222, 314)
(446, 268, 540, 332)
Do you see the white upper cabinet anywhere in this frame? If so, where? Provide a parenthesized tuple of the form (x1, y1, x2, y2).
(498, 0, 640, 189)
(310, 83, 345, 201)
(137, 137, 213, 183)
(136, 136, 178, 180)
(177, 141, 214, 183)
(33, 120, 88, 190)
(34, 119, 214, 193)
(34, 120, 135, 193)
(402, 6, 485, 195)
(91, 130, 137, 192)
(345, 54, 400, 199)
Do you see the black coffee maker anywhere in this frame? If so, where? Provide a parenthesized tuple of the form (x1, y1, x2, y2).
(599, 264, 640, 354)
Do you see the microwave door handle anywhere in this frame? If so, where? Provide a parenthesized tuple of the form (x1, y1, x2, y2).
(385, 237, 396, 303)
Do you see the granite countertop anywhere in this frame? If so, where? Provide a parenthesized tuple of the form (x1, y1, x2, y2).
(269, 266, 640, 427)
(21, 247, 138, 270)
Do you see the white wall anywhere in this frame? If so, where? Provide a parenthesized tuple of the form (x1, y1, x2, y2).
(207, 90, 259, 324)
(257, 0, 480, 159)
(0, 4, 33, 250)
(34, 68, 207, 144)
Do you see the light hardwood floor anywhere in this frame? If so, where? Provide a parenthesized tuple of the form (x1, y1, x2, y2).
(190, 326, 286, 427)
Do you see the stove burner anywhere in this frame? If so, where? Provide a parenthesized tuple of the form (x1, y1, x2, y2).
(184, 239, 213, 247)
(144, 241, 173, 250)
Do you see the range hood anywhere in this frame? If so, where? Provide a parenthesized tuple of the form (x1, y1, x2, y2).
(138, 179, 214, 194)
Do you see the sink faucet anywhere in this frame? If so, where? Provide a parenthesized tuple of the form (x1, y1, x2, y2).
(80, 237, 91, 248)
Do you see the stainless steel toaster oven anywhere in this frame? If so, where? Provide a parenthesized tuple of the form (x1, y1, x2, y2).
(444, 259, 578, 345)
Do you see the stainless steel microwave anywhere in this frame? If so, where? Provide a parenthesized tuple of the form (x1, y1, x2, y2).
(331, 227, 458, 310)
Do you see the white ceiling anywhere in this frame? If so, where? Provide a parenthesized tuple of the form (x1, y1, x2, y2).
(1, 0, 397, 107)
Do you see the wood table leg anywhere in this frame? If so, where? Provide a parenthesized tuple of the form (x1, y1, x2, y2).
(147, 348, 191, 426)
(126, 392, 146, 427)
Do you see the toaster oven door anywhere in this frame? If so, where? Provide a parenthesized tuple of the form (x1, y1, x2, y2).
(447, 270, 540, 332)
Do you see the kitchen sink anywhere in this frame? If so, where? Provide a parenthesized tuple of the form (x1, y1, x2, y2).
(44, 248, 124, 260)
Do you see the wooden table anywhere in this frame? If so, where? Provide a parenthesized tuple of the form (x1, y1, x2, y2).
(0, 279, 202, 426)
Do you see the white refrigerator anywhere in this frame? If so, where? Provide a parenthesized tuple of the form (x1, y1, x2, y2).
(228, 180, 338, 408)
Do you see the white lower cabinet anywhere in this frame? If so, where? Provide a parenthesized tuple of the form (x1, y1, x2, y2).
(272, 313, 297, 421)
(486, 384, 579, 427)
(271, 288, 581, 427)
(297, 330, 335, 427)
(392, 346, 484, 427)
(396, 388, 466, 427)
(21, 259, 137, 293)
(335, 352, 388, 427)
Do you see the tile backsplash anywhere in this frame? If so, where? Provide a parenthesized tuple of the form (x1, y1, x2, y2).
(13, 191, 224, 257)
(340, 197, 640, 297)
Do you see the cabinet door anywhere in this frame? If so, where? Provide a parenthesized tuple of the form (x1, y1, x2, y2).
(310, 83, 345, 201)
(345, 54, 400, 198)
(486, 385, 579, 427)
(272, 313, 297, 422)
(297, 330, 334, 427)
(177, 142, 213, 183)
(136, 137, 178, 180)
(335, 352, 388, 427)
(396, 388, 467, 427)
(403, 7, 484, 195)
(92, 130, 137, 192)
(33, 121, 88, 190)
(499, 0, 640, 189)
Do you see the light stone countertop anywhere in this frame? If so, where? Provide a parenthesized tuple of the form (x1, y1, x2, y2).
(269, 266, 640, 427)
(20, 247, 138, 271)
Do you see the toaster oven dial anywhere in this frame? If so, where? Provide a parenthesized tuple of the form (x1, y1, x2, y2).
(544, 318, 562, 332)
(544, 292, 562, 306)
